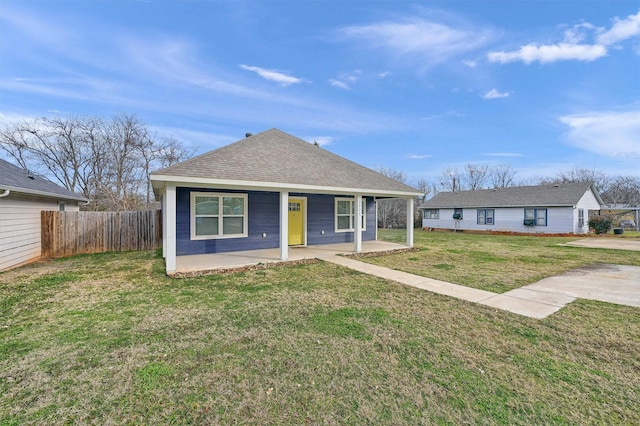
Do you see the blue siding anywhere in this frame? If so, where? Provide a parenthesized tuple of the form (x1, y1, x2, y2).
(176, 187, 376, 255)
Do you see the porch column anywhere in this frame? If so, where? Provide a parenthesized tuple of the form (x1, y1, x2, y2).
(406, 197, 414, 248)
(354, 194, 362, 253)
(165, 184, 177, 274)
(161, 192, 167, 258)
(280, 191, 289, 260)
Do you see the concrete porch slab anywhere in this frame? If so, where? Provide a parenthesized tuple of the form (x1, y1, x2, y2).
(174, 241, 410, 273)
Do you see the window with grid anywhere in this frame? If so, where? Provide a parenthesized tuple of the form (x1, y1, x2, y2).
(335, 198, 366, 232)
(191, 192, 247, 239)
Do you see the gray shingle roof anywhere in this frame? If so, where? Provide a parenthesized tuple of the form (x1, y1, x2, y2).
(0, 158, 87, 202)
(420, 182, 603, 208)
(151, 128, 421, 196)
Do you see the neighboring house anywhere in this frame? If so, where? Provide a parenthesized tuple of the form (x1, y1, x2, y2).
(420, 182, 604, 234)
(151, 128, 422, 274)
(0, 159, 87, 271)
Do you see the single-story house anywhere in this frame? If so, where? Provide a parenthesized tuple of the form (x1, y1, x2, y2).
(420, 182, 604, 234)
(0, 158, 87, 271)
(150, 128, 422, 274)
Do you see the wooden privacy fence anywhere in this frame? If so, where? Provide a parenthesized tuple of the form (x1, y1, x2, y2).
(41, 210, 162, 259)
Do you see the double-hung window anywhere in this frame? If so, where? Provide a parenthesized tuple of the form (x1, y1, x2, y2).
(191, 192, 248, 239)
(335, 198, 366, 232)
(477, 209, 495, 225)
(524, 208, 547, 226)
(578, 209, 585, 227)
(423, 209, 439, 219)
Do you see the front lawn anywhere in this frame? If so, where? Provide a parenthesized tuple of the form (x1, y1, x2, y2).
(1, 242, 639, 424)
(372, 229, 640, 293)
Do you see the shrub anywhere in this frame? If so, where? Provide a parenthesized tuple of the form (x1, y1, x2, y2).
(588, 215, 613, 234)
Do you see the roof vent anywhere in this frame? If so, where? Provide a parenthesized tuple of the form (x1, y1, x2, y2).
(554, 184, 559, 187)
(245, 132, 253, 138)
(26, 170, 35, 180)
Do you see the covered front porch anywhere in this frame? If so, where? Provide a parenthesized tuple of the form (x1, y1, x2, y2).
(174, 240, 410, 274)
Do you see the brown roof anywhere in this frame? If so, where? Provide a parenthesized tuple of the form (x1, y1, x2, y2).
(151, 128, 421, 196)
(420, 182, 603, 208)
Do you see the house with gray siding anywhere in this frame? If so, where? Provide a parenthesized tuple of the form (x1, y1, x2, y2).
(420, 182, 603, 234)
(0, 158, 87, 271)
(151, 128, 422, 275)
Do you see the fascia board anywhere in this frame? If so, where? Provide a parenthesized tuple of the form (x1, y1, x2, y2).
(150, 174, 422, 198)
(0, 184, 87, 202)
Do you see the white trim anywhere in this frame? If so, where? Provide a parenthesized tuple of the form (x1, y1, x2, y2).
(151, 174, 422, 198)
(0, 184, 86, 202)
(279, 191, 288, 260)
(190, 192, 248, 240)
(335, 197, 367, 233)
(165, 185, 177, 273)
(288, 196, 307, 246)
(406, 198, 414, 248)
(354, 195, 362, 252)
(161, 194, 167, 259)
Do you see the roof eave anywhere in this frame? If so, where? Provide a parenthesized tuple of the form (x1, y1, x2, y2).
(150, 174, 422, 198)
(0, 184, 88, 202)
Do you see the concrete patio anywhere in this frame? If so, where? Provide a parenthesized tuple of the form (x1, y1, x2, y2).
(175, 240, 410, 273)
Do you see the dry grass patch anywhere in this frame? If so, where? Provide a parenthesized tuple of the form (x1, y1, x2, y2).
(1, 248, 639, 424)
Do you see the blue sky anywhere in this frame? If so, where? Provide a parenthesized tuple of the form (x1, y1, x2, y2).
(1, 0, 639, 184)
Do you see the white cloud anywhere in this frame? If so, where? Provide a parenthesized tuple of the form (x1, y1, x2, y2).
(377, 71, 391, 79)
(328, 79, 350, 90)
(239, 65, 305, 86)
(488, 10, 640, 65)
(559, 110, 640, 157)
(461, 59, 477, 68)
(406, 154, 432, 159)
(597, 10, 640, 45)
(481, 88, 510, 99)
(488, 43, 606, 64)
(339, 16, 496, 68)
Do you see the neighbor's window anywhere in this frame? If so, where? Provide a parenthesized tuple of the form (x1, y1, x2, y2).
(477, 209, 495, 225)
(578, 209, 585, 227)
(423, 209, 439, 219)
(58, 202, 65, 212)
(191, 192, 248, 239)
(335, 198, 366, 232)
(524, 208, 547, 226)
(453, 208, 463, 220)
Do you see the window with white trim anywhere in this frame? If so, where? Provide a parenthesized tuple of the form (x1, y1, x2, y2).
(191, 192, 248, 239)
(423, 209, 439, 219)
(335, 198, 366, 232)
(578, 209, 585, 227)
(477, 209, 495, 225)
(524, 208, 547, 226)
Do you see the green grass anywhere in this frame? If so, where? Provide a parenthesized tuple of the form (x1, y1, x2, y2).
(1, 239, 639, 425)
(371, 229, 640, 293)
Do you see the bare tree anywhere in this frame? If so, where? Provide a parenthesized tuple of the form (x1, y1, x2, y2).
(539, 167, 610, 192)
(439, 167, 463, 192)
(464, 163, 489, 190)
(0, 114, 192, 211)
(490, 164, 517, 188)
(601, 176, 640, 206)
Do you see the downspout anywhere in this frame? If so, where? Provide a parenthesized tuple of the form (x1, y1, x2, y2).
(0, 189, 10, 198)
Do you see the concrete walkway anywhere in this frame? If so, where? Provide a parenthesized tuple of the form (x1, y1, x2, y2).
(559, 238, 640, 251)
(321, 255, 640, 319)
